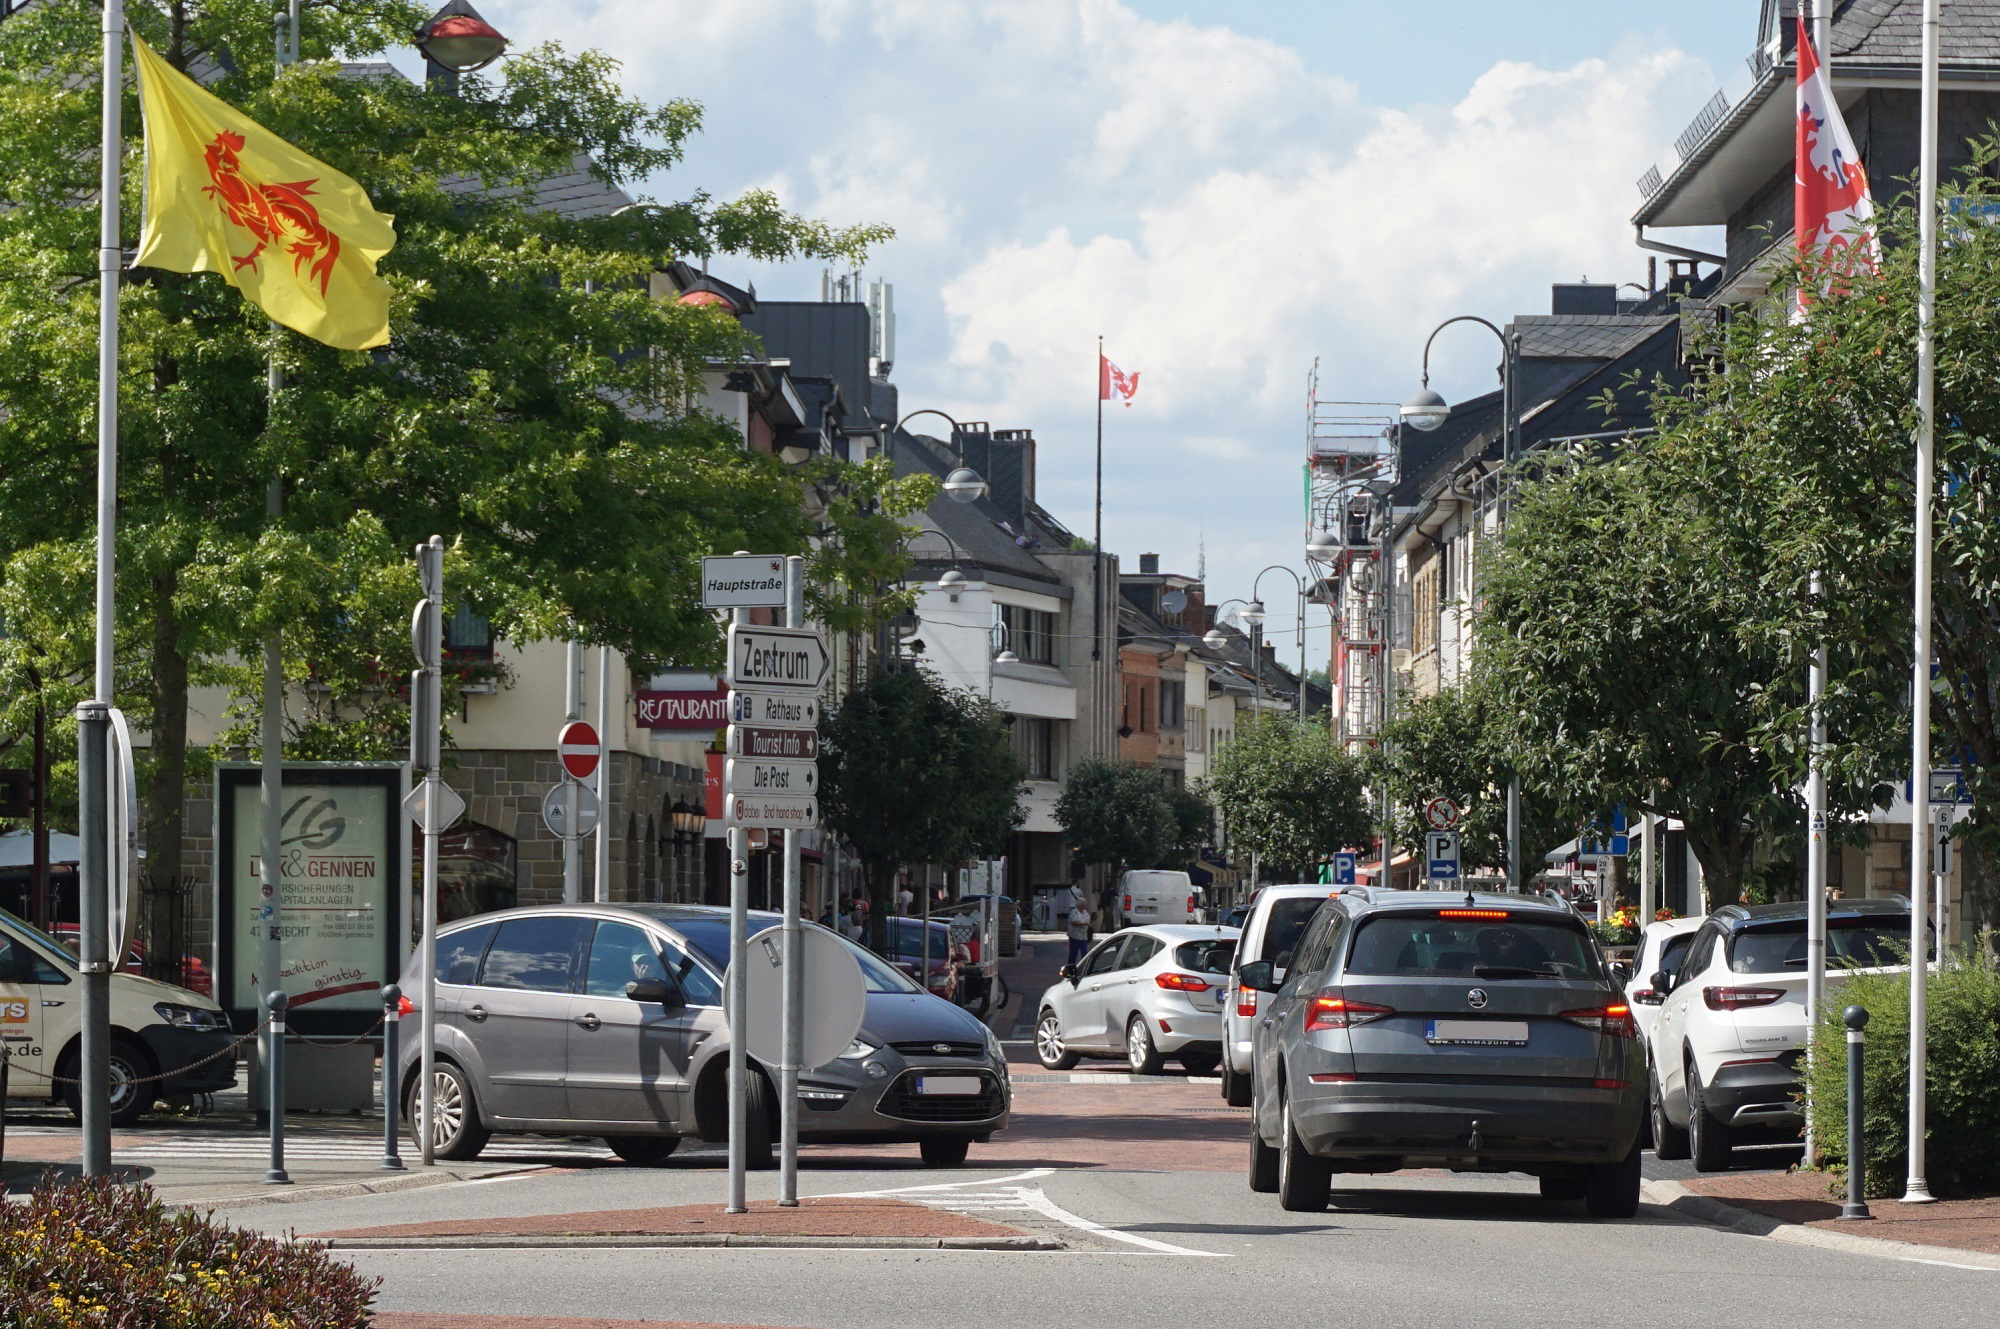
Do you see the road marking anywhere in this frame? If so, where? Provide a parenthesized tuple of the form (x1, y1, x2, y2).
(1012, 1187, 1228, 1258)
(830, 1167, 1055, 1197)
(827, 1168, 1226, 1259)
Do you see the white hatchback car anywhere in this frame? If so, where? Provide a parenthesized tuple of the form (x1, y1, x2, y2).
(1034, 924, 1238, 1074)
(1625, 917, 1702, 1049)
(1218, 885, 1339, 1106)
(1647, 897, 1913, 1171)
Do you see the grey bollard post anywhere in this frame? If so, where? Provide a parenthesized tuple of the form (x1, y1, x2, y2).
(265, 991, 291, 1185)
(380, 984, 405, 1171)
(1840, 1004, 1871, 1220)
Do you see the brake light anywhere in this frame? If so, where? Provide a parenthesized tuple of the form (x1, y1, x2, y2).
(1236, 987, 1258, 1018)
(1123, 894, 1132, 913)
(1155, 972, 1211, 992)
(1305, 990, 1394, 1032)
(1593, 1078, 1631, 1091)
(1438, 909, 1510, 920)
(1630, 989, 1664, 1006)
(1187, 895, 1196, 914)
(1560, 1004, 1638, 1038)
(1703, 986, 1786, 1012)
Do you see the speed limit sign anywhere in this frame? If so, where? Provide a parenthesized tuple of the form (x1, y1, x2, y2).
(1422, 796, 1461, 831)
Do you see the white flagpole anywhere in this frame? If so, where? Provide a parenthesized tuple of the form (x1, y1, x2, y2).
(1905, 0, 1940, 1207)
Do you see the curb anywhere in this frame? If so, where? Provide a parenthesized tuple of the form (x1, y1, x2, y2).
(175, 1167, 543, 1210)
(321, 1233, 1061, 1251)
(1641, 1179, 2000, 1270)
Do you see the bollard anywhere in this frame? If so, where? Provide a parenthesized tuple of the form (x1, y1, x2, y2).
(1840, 1004, 1871, 1220)
(266, 991, 291, 1186)
(380, 984, 405, 1171)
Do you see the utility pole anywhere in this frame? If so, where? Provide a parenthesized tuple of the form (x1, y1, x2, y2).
(410, 537, 445, 1166)
(593, 644, 612, 902)
(563, 639, 582, 903)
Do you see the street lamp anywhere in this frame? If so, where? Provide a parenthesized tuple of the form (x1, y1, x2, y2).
(415, 1, 507, 91)
(894, 409, 987, 505)
(1254, 566, 1310, 722)
(1305, 527, 1342, 560)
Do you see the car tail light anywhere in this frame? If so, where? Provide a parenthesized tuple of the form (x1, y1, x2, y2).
(1236, 988, 1258, 1018)
(1308, 1072, 1356, 1084)
(1155, 972, 1211, 992)
(1560, 1004, 1638, 1038)
(1123, 894, 1132, 913)
(1439, 909, 1510, 920)
(1630, 989, 1664, 1006)
(1720, 1056, 1776, 1068)
(1305, 990, 1394, 1032)
(1186, 895, 1196, 914)
(1703, 986, 1786, 1012)
(1593, 1078, 1631, 1091)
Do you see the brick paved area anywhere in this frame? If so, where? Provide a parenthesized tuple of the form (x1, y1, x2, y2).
(311, 1195, 1028, 1241)
(1684, 1170, 2000, 1255)
(372, 1316, 802, 1329)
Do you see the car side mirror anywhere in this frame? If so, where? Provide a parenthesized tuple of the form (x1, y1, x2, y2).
(626, 978, 684, 1009)
(1059, 964, 1078, 984)
(1237, 960, 1277, 992)
(1650, 970, 1671, 997)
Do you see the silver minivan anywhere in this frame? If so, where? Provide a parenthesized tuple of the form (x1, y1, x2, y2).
(397, 904, 1010, 1167)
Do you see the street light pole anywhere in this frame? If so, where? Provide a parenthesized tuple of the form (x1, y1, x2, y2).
(1253, 565, 1308, 721)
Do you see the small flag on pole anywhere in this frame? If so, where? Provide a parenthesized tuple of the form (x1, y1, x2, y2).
(1795, 17, 1877, 283)
(1099, 353, 1139, 407)
(131, 37, 397, 350)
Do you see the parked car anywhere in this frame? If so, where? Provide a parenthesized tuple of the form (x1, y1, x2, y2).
(2, 908, 234, 1125)
(1220, 885, 1340, 1107)
(1625, 918, 1701, 1047)
(396, 904, 1009, 1168)
(1238, 888, 1645, 1217)
(1033, 924, 1238, 1074)
(1647, 897, 1915, 1172)
(1221, 906, 1249, 930)
(50, 923, 213, 998)
(1117, 869, 1199, 926)
(883, 917, 961, 1001)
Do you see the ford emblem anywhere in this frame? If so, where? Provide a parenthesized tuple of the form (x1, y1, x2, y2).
(932, 1043, 952, 1054)
(1467, 988, 1489, 1010)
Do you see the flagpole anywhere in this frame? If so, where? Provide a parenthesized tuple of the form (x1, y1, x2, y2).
(1905, 0, 1940, 1207)
(79, 0, 127, 1180)
(1093, 334, 1103, 665)
(1802, 0, 1830, 1165)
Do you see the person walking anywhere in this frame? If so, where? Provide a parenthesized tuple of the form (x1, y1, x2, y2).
(1065, 883, 1092, 965)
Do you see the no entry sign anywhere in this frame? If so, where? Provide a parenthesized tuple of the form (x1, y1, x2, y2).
(557, 720, 601, 781)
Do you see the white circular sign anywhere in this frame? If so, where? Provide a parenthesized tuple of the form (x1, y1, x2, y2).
(726, 926, 867, 1069)
(541, 782, 601, 840)
(1423, 796, 1461, 831)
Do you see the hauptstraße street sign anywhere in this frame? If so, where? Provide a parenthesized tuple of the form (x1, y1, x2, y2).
(700, 554, 788, 608)
(727, 625, 829, 692)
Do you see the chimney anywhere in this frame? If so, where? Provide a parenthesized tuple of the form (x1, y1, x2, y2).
(1551, 282, 1616, 316)
(1139, 553, 1160, 575)
(1179, 585, 1206, 636)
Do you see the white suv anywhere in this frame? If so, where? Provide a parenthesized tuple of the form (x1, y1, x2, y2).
(1218, 885, 1337, 1107)
(1647, 898, 1913, 1171)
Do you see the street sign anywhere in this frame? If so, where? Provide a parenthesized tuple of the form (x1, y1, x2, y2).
(728, 726, 819, 760)
(1425, 831, 1460, 882)
(728, 927, 865, 1068)
(1422, 796, 1461, 831)
(557, 721, 601, 781)
(729, 690, 820, 729)
(1332, 851, 1357, 887)
(403, 779, 467, 835)
(727, 625, 830, 692)
(724, 758, 817, 796)
(701, 554, 789, 608)
(542, 783, 601, 840)
(1908, 768, 1973, 805)
(1934, 806, 1954, 877)
(725, 792, 818, 829)
(106, 708, 140, 963)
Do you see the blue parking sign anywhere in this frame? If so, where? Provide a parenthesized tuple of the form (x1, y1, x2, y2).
(1333, 852, 1356, 886)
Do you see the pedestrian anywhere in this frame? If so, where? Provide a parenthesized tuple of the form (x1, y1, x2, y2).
(849, 895, 870, 942)
(896, 882, 914, 916)
(1065, 884, 1092, 966)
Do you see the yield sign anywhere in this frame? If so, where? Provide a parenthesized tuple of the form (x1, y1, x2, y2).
(558, 720, 601, 780)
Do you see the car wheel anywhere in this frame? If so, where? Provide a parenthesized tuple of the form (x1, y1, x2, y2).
(1035, 1009, 1080, 1070)
(1538, 1173, 1588, 1202)
(744, 1072, 777, 1171)
(1221, 1060, 1254, 1108)
(1687, 1065, 1733, 1173)
(920, 1136, 971, 1167)
(1179, 1052, 1219, 1076)
(59, 1037, 158, 1128)
(1276, 1088, 1331, 1213)
(605, 1135, 681, 1165)
(1585, 1139, 1643, 1219)
(406, 1061, 491, 1161)
(1650, 1070, 1689, 1161)
(1125, 1017, 1165, 1074)
(1248, 1102, 1280, 1194)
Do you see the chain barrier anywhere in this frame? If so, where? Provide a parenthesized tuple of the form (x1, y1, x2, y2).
(1, 1013, 276, 1089)
(281, 1013, 386, 1050)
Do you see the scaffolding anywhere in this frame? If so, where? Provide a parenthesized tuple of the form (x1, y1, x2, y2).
(1302, 359, 1399, 748)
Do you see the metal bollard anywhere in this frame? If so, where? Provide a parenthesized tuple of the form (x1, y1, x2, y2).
(266, 991, 291, 1186)
(380, 984, 405, 1171)
(1840, 1004, 1871, 1220)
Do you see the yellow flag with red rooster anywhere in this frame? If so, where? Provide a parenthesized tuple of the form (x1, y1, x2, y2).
(131, 37, 395, 350)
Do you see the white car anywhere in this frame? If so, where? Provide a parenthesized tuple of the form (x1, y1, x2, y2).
(1647, 897, 1913, 1171)
(1626, 917, 1702, 1049)
(1117, 870, 1199, 926)
(1034, 924, 1238, 1074)
(1217, 884, 1339, 1107)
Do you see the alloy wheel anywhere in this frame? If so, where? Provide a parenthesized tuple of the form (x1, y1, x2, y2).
(430, 1068, 464, 1149)
(1036, 1014, 1064, 1064)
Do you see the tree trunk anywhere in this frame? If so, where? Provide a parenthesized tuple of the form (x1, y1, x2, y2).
(1961, 835, 1998, 956)
(146, 572, 190, 893)
(1686, 818, 1756, 910)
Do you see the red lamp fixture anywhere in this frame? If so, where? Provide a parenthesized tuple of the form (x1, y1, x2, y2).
(415, 0, 509, 73)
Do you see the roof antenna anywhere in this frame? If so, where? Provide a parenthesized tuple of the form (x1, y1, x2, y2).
(1464, 891, 1476, 907)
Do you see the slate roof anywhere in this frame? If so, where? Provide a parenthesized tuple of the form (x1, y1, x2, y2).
(441, 151, 634, 217)
(1766, 0, 2000, 66)
(894, 432, 1061, 588)
(1513, 315, 1674, 362)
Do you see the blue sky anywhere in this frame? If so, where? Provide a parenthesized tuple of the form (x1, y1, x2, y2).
(466, 1, 1766, 671)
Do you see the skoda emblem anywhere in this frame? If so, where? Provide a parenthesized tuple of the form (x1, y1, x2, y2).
(1467, 988, 1490, 1010)
(932, 1043, 953, 1054)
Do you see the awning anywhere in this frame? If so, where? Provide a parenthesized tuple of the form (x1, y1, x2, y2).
(0, 829, 81, 868)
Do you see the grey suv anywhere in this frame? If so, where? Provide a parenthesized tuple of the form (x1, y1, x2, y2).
(1237, 888, 1645, 1217)
(397, 904, 1009, 1167)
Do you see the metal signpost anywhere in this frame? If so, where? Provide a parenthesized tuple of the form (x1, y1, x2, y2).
(1426, 831, 1460, 883)
(407, 537, 451, 1166)
(713, 556, 823, 1212)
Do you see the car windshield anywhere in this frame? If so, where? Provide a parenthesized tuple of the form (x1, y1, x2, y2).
(1726, 917, 1923, 973)
(1256, 897, 1327, 966)
(0, 909, 79, 971)
(887, 922, 952, 958)
(1347, 914, 1602, 980)
(675, 917, 924, 995)
(1175, 939, 1236, 974)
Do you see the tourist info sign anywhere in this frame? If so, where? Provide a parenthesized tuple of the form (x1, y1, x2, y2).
(725, 793, 818, 829)
(724, 758, 818, 796)
(727, 625, 830, 692)
(728, 726, 819, 760)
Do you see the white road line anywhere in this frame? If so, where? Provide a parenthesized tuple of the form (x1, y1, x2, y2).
(827, 1168, 1226, 1259)
(829, 1167, 1055, 1198)
(1012, 1187, 1228, 1259)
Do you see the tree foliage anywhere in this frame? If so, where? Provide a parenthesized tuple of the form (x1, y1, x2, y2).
(1206, 715, 1370, 879)
(1054, 758, 1206, 875)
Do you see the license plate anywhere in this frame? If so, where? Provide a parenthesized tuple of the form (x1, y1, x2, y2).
(1426, 1019, 1529, 1046)
(916, 1075, 983, 1095)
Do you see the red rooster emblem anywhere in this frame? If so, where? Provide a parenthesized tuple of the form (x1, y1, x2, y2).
(201, 130, 342, 296)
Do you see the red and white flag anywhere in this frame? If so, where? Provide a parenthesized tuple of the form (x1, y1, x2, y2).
(1099, 354, 1139, 407)
(1796, 17, 1877, 283)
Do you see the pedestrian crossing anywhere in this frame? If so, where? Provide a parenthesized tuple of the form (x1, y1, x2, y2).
(96, 1131, 617, 1163)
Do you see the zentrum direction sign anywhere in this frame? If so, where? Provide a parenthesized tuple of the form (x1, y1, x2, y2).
(727, 625, 830, 692)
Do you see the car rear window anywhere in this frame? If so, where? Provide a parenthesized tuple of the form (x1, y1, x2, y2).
(1658, 933, 1694, 979)
(1254, 897, 1326, 965)
(436, 922, 495, 986)
(1726, 917, 1921, 973)
(1175, 939, 1236, 974)
(1347, 914, 1601, 980)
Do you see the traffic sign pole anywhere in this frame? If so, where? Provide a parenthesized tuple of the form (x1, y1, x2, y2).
(779, 554, 805, 1208)
(413, 536, 445, 1168)
(594, 648, 611, 904)
(726, 602, 749, 1216)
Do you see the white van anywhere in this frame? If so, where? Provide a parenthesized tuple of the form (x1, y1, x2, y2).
(1219, 884, 1340, 1105)
(1, 909, 235, 1125)
(1117, 870, 1199, 926)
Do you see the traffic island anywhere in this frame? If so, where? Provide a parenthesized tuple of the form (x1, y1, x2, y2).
(310, 1195, 1059, 1250)
(1645, 1173, 2000, 1268)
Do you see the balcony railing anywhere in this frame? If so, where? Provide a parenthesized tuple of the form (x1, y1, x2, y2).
(1673, 90, 1730, 163)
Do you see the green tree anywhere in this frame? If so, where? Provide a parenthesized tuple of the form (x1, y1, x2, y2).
(817, 666, 1024, 946)
(0, 1, 919, 884)
(1054, 758, 1192, 878)
(1206, 714, 1370, 879)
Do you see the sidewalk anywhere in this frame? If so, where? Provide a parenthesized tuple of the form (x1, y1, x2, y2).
(1647, 1170, 2000, 1268)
